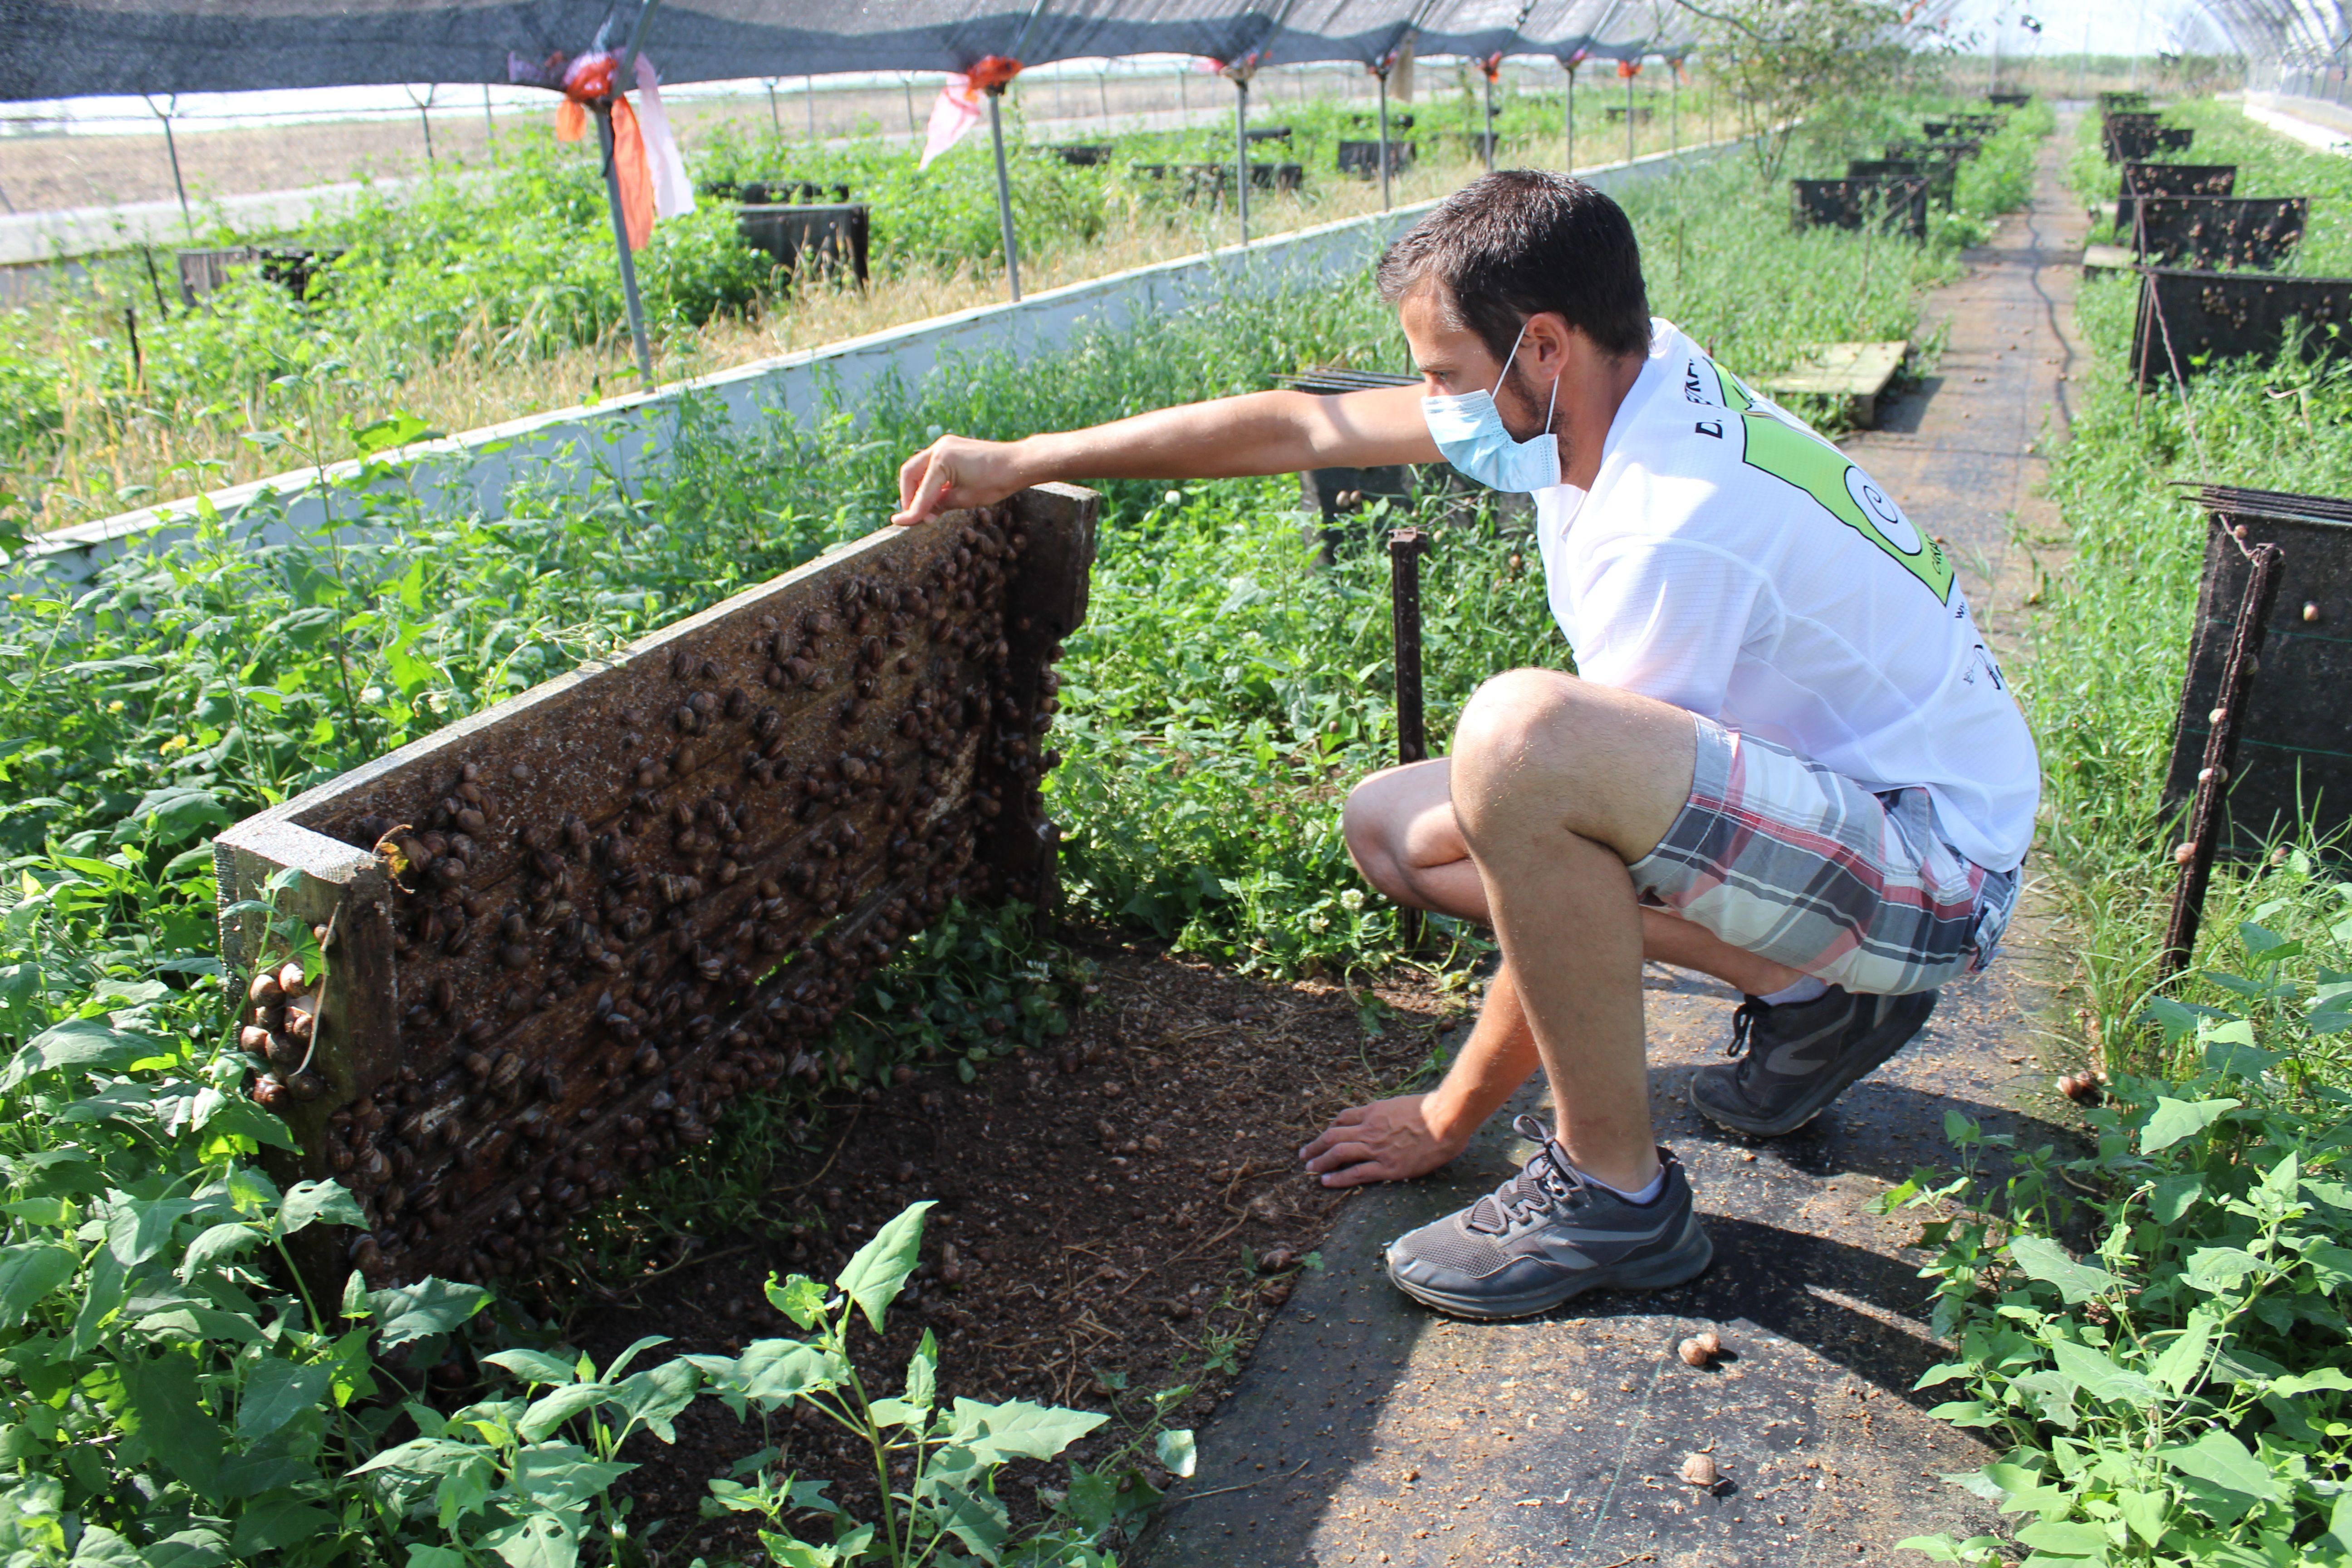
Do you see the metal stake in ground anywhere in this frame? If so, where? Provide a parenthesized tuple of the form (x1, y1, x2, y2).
(2159, 539, 2285, 982)
(987, 85, 1022, 302)
(1625, 65, 1636, 164)
(1482, 62, 1496, 173)
(1391, 525, 1433, 949)
(593, 100, 657, 393)
(1376, 65, 1393, 211)
(1563, 58, 1576, 172)
(1233, 75, 1251, 248)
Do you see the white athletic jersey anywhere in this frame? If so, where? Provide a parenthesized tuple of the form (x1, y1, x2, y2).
(1514, 318, 2038, 872)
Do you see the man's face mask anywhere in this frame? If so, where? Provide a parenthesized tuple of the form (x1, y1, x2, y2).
(1421, 320, 1562, 494)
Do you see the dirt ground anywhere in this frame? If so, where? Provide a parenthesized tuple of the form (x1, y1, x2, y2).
(489, 929, 1468, 1563)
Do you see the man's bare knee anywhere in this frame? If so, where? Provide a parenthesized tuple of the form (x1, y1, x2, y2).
(1451, 669, 1593, 843)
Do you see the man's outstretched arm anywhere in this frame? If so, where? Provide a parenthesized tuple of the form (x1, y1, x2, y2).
(892, 383, 1437, 525)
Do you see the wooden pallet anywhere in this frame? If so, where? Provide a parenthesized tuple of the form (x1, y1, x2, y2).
(1761, 339, 1909, 428)
(2083, 242, 2136, 274)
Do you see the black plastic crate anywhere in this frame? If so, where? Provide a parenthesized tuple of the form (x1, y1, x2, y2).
(2119, 162, 2237, 201)
(2107, 123, 2196, 162)
(2163, 485, 2352, 858)
(1851, 157, 1953, 203)
(2132, 268, 2352, 383)
(1337, 140, 1416, 178)
(735, 203, 870, 288)
(1791, 176, 1930, 241)
(2122, 196, 2308, 270)
(1050, 143, 1113, 167)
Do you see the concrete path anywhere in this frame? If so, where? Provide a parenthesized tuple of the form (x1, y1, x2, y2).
(1142, 119, 2093, 1568)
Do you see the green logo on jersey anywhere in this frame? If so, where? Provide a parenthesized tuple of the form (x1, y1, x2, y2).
(1735, 411, 1955, 604)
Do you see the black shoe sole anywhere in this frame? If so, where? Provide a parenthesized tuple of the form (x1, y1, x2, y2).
(1386, 1211, 1715, 1321)
(1689, 991, 1938, 1139)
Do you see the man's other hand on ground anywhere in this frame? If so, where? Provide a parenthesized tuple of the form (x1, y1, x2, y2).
(1300, 1095, 1470, 1187)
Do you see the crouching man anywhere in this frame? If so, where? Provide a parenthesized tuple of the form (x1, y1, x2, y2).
(890, 171, 2038, 1320)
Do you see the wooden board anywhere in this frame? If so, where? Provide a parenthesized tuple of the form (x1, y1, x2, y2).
(1760, 340, 1909, 428)
(2083, 243, 2136, 274)
(215, 485, 1099, 1290)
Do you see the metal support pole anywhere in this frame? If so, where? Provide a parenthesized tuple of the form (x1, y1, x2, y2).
(149, 96, 191, 235)
(483, 84, 495, 142)
(594, 101, 657, 393)
(1482, 68, 1495, 171)
(903, 75, 917, 133)
(1625, 69, 1635, 163)
(416, 88, 437, 166)
(987, 87, 1022, 301)
(2159, 541, 2285, 982)
(766, 78, 781, 135)
(1234, 78, 1250, 247)
(1671, 69, 1679, 153)
(1377, 69, 1392, 210)
(1100, 72, 1111, 124)
(805, 74, 817, 139)
(1564, 63, 1575, 172)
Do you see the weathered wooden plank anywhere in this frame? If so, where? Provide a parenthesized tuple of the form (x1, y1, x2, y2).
(216, 485, 1099, 1289)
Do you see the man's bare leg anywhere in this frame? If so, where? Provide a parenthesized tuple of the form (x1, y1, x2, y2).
(1304, 734, 1804, 1188)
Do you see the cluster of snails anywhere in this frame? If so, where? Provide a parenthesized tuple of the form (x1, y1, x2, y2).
(264, 507, 1072, 1286)
(245, 950, 328, 1110)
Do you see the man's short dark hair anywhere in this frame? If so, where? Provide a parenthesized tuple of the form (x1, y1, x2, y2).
(1376, 171, 1651, 363)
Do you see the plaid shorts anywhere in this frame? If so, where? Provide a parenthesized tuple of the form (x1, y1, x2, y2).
(1626, 716, 2019, 997)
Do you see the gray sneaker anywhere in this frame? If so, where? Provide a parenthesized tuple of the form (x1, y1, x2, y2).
(1688, 985, 1938, 1138)
(1384, 1117, 1712, 1320)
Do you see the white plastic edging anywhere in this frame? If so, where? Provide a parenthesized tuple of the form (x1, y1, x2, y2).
(20, 137, 1744, 591)
(2241, 93, 2352, 155)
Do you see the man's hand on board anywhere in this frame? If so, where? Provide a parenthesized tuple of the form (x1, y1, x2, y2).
(892, 435, 1029, 526)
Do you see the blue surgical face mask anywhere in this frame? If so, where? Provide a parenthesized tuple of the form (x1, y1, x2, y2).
(1421, 321, 1563, 493)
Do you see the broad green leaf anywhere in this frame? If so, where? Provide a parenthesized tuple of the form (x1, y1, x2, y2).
(2330, 1491, 2352, 1553)
(140, 1529, 229, 1568)
(506, 1443, 633, 1511)
(276, 1181, 365, 1237)
(2015, 1518, 2110, 1556)
(178, 1222, 265, 1282)
(2201, 1021, 2278, 1080)
(122, 1354, 223, 1500)
(405, 1548, 470, 1568)
(112, 786, 230, 846)
(765, 1274, 828, 1328)
(1913, 1361, 1972, 1390)
(835, 1201, 935, 1333)
(519, 1382, 610, 1443)
(2269, 1367, 2352, 1396)
(2141, 1097, 2241, 1154)
(2115, 1488, 2171, 1548)
(867, 1396, 928, 1429)
(68, 1525, 146, 1567)
(2303, 1240, 2352, 1294)
(686, 1339, 846, 1414)
(2, 1018, 147, 1091)
(2009, 1235, 2119, 1303)
(946, 1397, 1109, 1465)
(0, 1242, 74, 1328)
(106, 1193, 194, 1266)
(2149, 1173, 2204, 1224)
(230, 1499, 338, 1556)
(608, 1361, 698, 1442)
(485, 1349, 582, 1388)
(237, 1357, 333, 1441)
(2152, 1314, 2216, 1394)
(1156, 1427, 1199, 1478)
(370, 1277, 491, 1348)
(348, 1436, 485, 1479)
(2048, 1338, 2158, 1405)
(755, 1538, 839, 1568)
(2159, 1429, 2281, 1505)
(483, 1509, 579, 1568)
(600, 1335, 671, 1383)
(2183, 1247, 2266, 1294)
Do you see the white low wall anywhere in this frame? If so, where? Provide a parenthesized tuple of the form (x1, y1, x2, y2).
(20, 137, 1741, 590)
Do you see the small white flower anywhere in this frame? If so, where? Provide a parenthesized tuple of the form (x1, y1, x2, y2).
(925, 423, 945, 441)
(1340, 888, 1366, 913)
(1163, 489, 1185, 507)
(1308, 912, 1330, 932)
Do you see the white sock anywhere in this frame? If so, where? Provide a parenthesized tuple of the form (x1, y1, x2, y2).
(1575, 1163, 1666, 1205)
(1758, 975, 1830, 1007)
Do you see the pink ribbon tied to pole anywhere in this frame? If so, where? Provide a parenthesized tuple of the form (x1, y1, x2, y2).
(921, 55, 1023, 170)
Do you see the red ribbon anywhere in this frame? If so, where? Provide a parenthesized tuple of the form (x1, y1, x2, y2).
(965, 55, 1024, 92)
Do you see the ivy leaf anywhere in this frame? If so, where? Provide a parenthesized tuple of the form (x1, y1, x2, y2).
(369, 1278, 492, 1348)
(275, 1181, 365, 1237)
(0, 1241, 75, 1328)
(2009, 1235, 2119, 1304)
(834, 1201, 935, 1333)
(2141, 1097, 2241, 1154)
